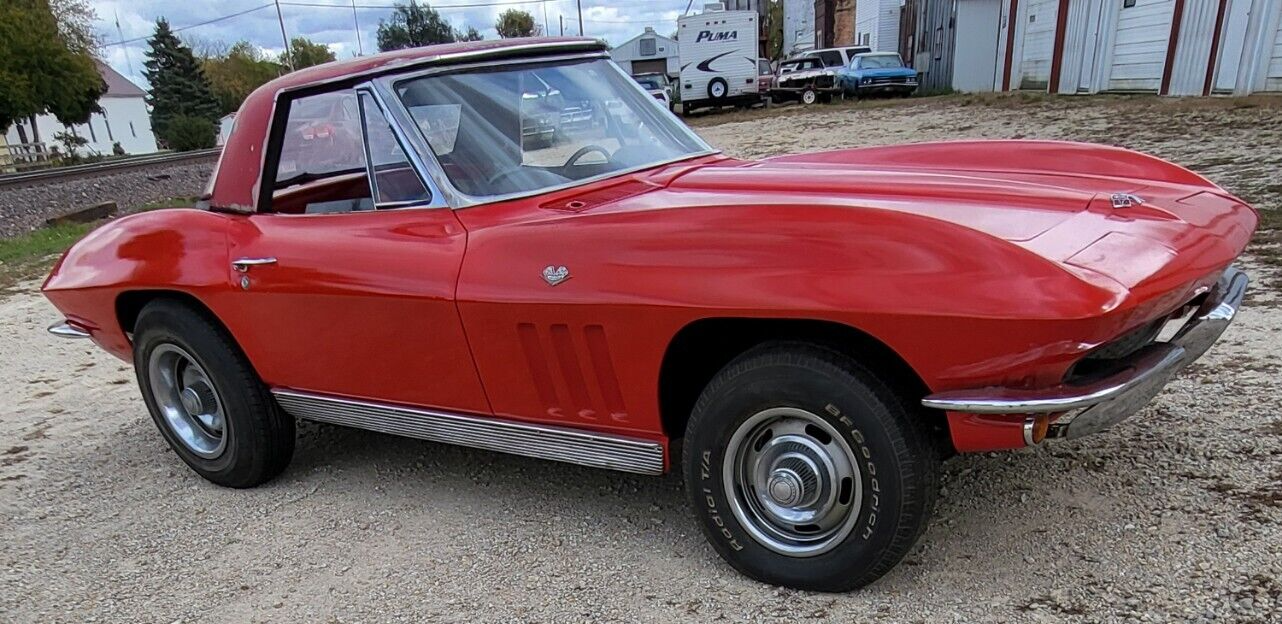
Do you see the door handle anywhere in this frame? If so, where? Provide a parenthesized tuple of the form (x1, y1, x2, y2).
(232, 257, 277, 272)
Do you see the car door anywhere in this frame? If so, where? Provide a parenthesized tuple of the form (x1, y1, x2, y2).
(220, 86, 491, 415)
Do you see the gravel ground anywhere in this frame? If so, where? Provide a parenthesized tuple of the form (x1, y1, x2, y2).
(0, 160, 215, 237)
(2, 95, 1281, 623)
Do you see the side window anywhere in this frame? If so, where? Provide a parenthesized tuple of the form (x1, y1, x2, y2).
(818, 50, 843, 67)
(358, 92, 431, 207)
(268, 88, 432, 215)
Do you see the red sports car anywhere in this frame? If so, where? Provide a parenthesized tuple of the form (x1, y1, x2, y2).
(42, 38, 1256, 592)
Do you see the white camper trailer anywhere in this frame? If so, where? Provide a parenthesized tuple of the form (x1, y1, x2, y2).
(677, 3, 762, 114)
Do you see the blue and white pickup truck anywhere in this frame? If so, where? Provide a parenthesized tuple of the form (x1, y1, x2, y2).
(837, 52, 919, 97)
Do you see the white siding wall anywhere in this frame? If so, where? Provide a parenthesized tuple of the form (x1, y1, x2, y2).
(609, 31, 680, 77)
(856, 0, 902, 51)
(4, 96, 158, 156)
(1018, 0, 1060, 89)
(1269, 13, 1282, 89)
(1166, 0, 1222, 95)
(1109, 0, 1175, 91)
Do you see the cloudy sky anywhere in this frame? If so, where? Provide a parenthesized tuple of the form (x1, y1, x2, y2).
(92, 0, 696, 88)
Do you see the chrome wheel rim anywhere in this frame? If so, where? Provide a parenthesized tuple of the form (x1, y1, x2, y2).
(148, 344, 227, 459)
(802, 91, 816, 104)
(723, 407, 862, 557)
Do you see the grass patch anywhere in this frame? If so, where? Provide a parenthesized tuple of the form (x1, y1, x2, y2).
(0, 221, 95, 290)
(0, 196, 197, 293)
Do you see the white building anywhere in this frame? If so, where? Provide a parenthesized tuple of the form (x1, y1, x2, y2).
(610, 27, 680, 77)
(1000, 0, 1282, 95)
(856, 0, 903, 52)
(913, 0, 1282, 95)
(783, 0, 816, 54)
(5, 61, 158, 156)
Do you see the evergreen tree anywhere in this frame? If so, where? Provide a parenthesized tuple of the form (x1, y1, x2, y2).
(144, 18, 220, 146)
(494, 9, 539, 38)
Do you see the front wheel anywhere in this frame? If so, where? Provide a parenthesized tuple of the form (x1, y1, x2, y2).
(800, 88, 818, 105)
(133, 299, 295, 488)
(682, 343, 939, 592)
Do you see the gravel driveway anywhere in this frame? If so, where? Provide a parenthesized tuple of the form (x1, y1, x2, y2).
(2, 95, 1280, 623)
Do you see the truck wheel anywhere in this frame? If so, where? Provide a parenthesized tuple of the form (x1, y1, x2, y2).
(708, 78, 729, 101)
(682, 342, 939, 592)
(132, 299, 295, 488)
(801, 88, 817, 105)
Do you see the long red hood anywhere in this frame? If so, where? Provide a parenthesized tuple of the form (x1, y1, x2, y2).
(662, 140, 1257, 306)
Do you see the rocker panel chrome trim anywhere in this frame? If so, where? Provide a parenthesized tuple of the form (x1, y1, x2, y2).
(272, 389, 664, 475)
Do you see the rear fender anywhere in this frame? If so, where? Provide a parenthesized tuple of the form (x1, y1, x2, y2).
(42, 209, 233, 360)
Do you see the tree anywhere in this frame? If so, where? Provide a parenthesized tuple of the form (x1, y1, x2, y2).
(202, 41, 283, 116)
(287, 37, 336, 69)
(49, 0, 100, 56)
(144, 18, 220, 147)
(377, 2, 456, 51)
(0, 0, 105, 138)
(455, 26, 484, 42)
(495, 8, 540, 38)
(766, 0, 783, 59)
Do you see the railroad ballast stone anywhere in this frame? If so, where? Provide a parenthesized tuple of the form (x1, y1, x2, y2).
(0, 160, 214, 237)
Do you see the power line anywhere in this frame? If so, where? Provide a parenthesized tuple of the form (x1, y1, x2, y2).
(106, 3, 275, 46)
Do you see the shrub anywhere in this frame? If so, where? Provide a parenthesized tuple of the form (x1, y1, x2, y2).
(162, 115, 217, 151)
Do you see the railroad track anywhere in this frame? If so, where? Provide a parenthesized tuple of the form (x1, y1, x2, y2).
(0, 147, 221, 189)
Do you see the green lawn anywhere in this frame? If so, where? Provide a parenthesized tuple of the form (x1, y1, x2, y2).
(0, 197, 195, 291)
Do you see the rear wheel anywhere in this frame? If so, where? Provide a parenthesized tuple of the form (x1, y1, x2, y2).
(682, 343, 938, 591)
(133, 299, 294, 488)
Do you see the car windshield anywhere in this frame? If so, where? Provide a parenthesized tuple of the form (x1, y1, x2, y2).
(634, 75, 664, 90)
(858, 54, 904, 69)
(396, 59, 710, 199)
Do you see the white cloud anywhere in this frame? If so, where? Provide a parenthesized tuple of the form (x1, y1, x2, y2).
(91, 0, 701, 89)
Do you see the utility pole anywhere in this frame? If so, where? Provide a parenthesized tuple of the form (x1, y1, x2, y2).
(351, 0, 364, 55)
(559, 14, 564, 36)
(114, 10, 134, 77)
(577, 0, 583, 36)
(274, 0, 295, 71)
(542, 2, 549, 36)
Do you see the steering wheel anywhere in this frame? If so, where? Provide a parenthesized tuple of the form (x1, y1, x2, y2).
(565, 144, 611, 167)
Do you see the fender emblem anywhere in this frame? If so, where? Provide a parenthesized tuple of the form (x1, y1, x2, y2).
(1111, 193, 1145, 209)
(542, 265, 570, 286)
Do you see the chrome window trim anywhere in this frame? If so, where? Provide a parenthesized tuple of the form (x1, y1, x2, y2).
(373, 56, 720, 210)
(356, 83, 449, 210)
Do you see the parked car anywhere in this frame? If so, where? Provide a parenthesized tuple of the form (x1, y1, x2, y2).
(796, 45, 871, 69)
(42, 38, 1257, 593)
(756, 58, 774, 96)
(838, 52, 919, 97)
(632, 72, 673, 111)
(771, 57, 841, 104)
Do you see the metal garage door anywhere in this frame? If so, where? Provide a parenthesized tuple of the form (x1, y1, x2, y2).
(953, 0, 1004, 92)
(1109, 0, 1176, 91)
(1268, 18, 1282, 91)
(1167, 0, 1225, 95)
(1017, 0, 1060, 89)
(631, 59, 667, 75)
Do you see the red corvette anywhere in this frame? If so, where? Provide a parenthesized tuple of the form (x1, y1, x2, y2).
(43, 39, 1256, 591)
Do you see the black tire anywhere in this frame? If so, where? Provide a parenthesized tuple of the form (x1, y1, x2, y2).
(133, 299, 294, 488)
(682, 342, 939, 592)
(707, 77, 729, 101)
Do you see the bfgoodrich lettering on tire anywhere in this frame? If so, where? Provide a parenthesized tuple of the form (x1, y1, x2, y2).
(682, 342, 939, 591)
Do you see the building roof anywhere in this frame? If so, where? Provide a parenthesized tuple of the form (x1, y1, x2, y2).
(615, 27, 677, 50)
(96, 60, 146, 98)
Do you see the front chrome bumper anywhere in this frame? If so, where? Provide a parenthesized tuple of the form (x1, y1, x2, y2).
(922, 266, 1248, 440)
(48, 320, 92, 339)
